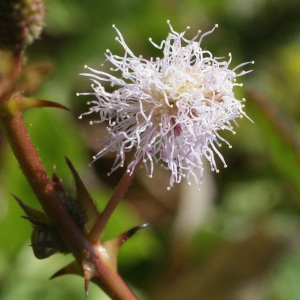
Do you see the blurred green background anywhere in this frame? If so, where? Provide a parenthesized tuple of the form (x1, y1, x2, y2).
(1, 0, 300, 299)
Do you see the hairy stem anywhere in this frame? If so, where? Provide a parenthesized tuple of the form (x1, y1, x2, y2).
(89, 160, 142, 244)
(0, 109, 89, 259)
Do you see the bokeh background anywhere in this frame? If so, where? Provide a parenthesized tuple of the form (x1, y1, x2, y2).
(1, 0, 300, 299)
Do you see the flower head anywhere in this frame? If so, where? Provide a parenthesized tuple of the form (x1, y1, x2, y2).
(78, 21, 253, 189)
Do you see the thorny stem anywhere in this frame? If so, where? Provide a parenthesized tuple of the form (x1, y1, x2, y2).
(89, 160, 143, 244)
(0, 110, 138, 299)
(0, 93, 138, 299)
(0, 51, 88, 263)
(0, 109, 90, 260)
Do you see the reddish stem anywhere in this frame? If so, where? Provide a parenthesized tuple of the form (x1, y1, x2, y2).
(89, 160, 142, 244)
(0, 110, 89, 259)
(0, 109, 137, 300)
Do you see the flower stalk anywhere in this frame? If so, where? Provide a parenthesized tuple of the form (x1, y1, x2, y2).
(89, 159, 142, 244)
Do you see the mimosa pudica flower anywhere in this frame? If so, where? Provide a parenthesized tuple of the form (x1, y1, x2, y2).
(78, 21, 254, 189)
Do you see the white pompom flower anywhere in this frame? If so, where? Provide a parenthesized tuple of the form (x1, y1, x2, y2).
(78, 21, 253, 189)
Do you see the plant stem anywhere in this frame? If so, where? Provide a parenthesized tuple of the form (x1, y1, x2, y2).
(89, 160, 142, 244)
(0, 109, 89, 259)
(0, 108, 138, 299)
(0, 31, 138, 300)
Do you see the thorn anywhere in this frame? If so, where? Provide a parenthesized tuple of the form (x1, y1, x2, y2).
(122, 223, 149, 243)
(82, 260, 94, 298)
(6, 93, 70, 114)
(122, 222, 149, 243)
(50, 260, 82, 279)
(84, 279, 89, 298)
(100, 223, 150, 270)
(27, 98, 70, 111)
